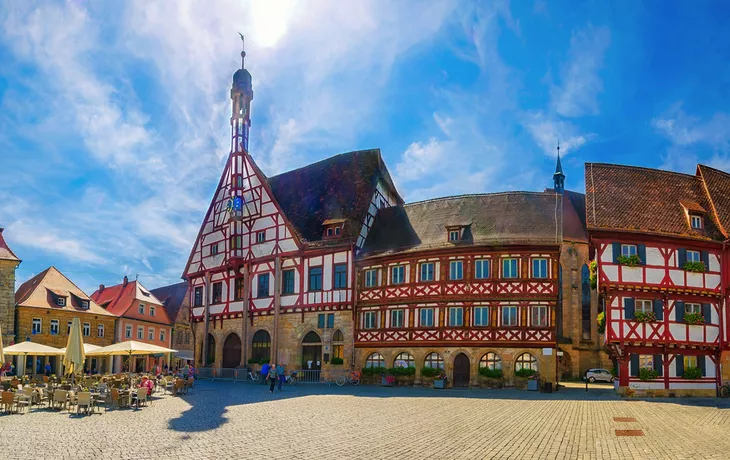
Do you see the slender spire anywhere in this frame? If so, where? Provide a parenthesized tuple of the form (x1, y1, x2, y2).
(553, 140, 565, 194)
(239, 32, 246, 69)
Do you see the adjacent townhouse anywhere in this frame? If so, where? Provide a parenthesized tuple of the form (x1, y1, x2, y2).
(151, 281, 194, 369)
(0, 228, 20, 347)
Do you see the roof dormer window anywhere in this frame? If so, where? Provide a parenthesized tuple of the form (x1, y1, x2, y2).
(80, 300, 89, 310)
(322, 219, 346, 239)
(690, 214, 703, 229)
(449, 230, 460, 242)
(57, 297, 66, 307)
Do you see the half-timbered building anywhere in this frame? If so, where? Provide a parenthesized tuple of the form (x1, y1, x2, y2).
(184, 45, 401, 374)
(586, 163, 730, 396)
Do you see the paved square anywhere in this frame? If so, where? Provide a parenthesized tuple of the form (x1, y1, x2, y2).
(1, 381, 729, 459)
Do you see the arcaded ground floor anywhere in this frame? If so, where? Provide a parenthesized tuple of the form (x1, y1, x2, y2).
(1, 380, 729, 459)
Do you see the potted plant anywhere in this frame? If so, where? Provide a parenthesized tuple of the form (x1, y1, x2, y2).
(420, 366, 440, 387)
(683, 261, 706, 273)
(330, 357, 344, 365)
(527, 374, 540, 391)
(477, 367, 504, 388)
(682, 366, 702, 380)
(597, 312, 606, 334)
(634, 311, 656, 323)
(389, 366, 416, 386)
(381, 374, 396, 387)
(514, 368, 536, 389)
(361, 367, 386, 385)
(617, 254, 641, 267)
(433, 370, 447, 389)
(638, 367, 658, 381)
(684, 312, 704, 325)
(589, 260, 598, 290)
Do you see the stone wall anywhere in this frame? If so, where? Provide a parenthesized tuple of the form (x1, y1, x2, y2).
(0, 259, 18, 345)
(16, 306, 116, 348)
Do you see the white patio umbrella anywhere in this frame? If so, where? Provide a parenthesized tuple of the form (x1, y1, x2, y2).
(3, 341, 63, 377)
(87, 341, 177, 376)
(63, 318, 86, 377)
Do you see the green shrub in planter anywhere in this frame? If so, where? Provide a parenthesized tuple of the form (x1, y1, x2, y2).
(638, 367, 658, 381)
(683, 366, 702, 380)
(330, 357, 344, 365)
(683, 261, 706, 273)
(589, 260, 598, 289)
(478, 367, 503, 378)
(684, 312, 704, 325)
(247, 358, 260, 365)
(388, 366, 415, 376)
(421, 366, 441, 378)
(597, 312, 606, 334)
(617, 254, 641, 267)
(514, 368, 536, 378)
(361, 366, 386, 376)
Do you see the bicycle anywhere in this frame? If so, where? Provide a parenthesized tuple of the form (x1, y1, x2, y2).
(246, 367, 259, 382)
(336, 370, 361, 386)
(285, 371, 298, 385)
(719, 381, 730, 398)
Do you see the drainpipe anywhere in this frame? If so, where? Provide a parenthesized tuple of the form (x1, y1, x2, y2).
(202, 272, 211, 367)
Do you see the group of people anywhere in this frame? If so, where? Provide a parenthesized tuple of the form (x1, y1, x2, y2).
(0, 362, 15, 377)
(260, 362, 286, 393)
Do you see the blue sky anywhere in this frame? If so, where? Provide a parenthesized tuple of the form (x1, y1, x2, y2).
(1, 0, 729, 293)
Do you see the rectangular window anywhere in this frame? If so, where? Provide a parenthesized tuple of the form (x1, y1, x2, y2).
(309, 267, 323, 291)
(257, 274, 270, 298)
(149, 306, 155, 317)
(212, 282, 223, 303)
(502, 258, 518, 278)
(50, 320, 59, 335)
(502, 306, 518, 326)
(684, 355, 698, 369)
(364, 311, 377, 329)
(449, 307, 463, 326)
(317, 313, 335, 329)
(125, 325, 132, 339)
(475, 259, 489, 279)
(636, 299, 652, 314)
(449, 230, 460, 241)
(532, 258, 548, 279)
(449, 260, 463, 280)
(256, 230, 266, 243)
(365, 269, 378, 288)
(420, 262, 435, 282)
(230, 235, 242, 249)
(474, 307, 489, 326)
(194, 287, 203, 307)
(687, 250, 701, 262)
(160, 330, 166, 342)
(138, 304, 145, 315)
(80, 300, 89, 309)
(282, 270, 295, 294)
(391, 265, 405, 284)
(391, 309, 404, 328)
(691, 215, 703, 229)
(148, 328, 154, 341)
(685, 302, 701, 314)
(210, 243, 219, 255)
(56, 296, 66, 307)
(639, 354, 653, 369)
(235, 277, 246, 300)
(531, 306, 548, 327)
(420, 308, 434, 327)
(83, 322, 90, 336)
(97, 324, 104, 338)
(32, 318, 41, 334)
(334, 264, 348, 289)
(137, 327, 144, 339)
(621, 244, 637, 257)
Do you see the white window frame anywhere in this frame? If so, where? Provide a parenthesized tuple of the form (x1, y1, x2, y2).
(257, 230, 266, 243)
(97, 324, 104, 338)
(391, 265, 405, 285)
(449, 307, 463, 327)
(531, 305, 548, 327)
(420, 262, 435, 282)
(138, 304, 145, 315)
(50, 319, 59, 335)
(137, 326, 144, 340)
(621, 244, 637, 257)
(364, 311, 377, 329)
(474, 306, 489, 326)
(448, 230, 460, 242)
(160, 330, 166, 342)
(685, 303, 701, 314)
(475, 259, 489, 279)
(32, 318, 42, 334)
(502, 306, 518, 326)
(211, 243, 219, 255)
(67, 321, 72, 335)
(57, 297, 66, 307)
(449, 260, 463, 281)
(532, 258, 548, 279)
(365, 269, 378, 288)
(420, 308, 434, 327)
(636, 299, 653, 314)
(502, 258, 518, 279)
(83, 322, 90, 337)
(148, 328, 155, 341)
(687, 250, 701, 263)
(125, 325, 132, 339)
(691, 215, 702, 229)
(149, 306, 156, 317)
(390, 309, 404, 328)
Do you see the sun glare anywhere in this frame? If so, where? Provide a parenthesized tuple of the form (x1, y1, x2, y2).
(251, 0, 295, 48)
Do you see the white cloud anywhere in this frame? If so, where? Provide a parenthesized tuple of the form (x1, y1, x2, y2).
(5, 220, 105, 265)
(551, 24, 610, 117)
(652, 103, 730, 148)
(524, 112, 591, 157)
(395, 138, 449, 183)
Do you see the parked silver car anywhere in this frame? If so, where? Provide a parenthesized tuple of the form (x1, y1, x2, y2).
(584, 368, 614, 383)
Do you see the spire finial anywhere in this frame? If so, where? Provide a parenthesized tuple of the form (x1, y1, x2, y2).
(239, 32, 246, 69)
(557, 139, 560, 157)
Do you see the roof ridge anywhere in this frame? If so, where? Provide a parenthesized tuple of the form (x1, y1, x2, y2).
(268, 148, 380, 180)
(404, 191, 557, 207)
(586, 162, 702, 181)
(15, 267, 52, 305)
(698, 163, 730, 177)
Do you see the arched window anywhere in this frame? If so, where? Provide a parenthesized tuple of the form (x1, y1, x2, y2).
(393, 352, 414, 368)
(479, 352, 502, 370)
(365, 352, 385, 368)
(581, 264, 591, 340)
(303, 331, 321, 343)
(515, 353, 538, 371)
(251, 330, 271, 363)
(332, 330, 344, 359)
(424, 352, 444, 369)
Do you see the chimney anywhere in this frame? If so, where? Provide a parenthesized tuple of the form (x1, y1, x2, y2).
(123, 276, 129, 287)
(98, 284, 105, 294)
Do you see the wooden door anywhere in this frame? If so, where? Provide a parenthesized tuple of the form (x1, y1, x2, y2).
(453, 353, 470, 388)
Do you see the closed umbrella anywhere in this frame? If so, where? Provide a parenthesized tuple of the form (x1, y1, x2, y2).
(63, 318, 86, 378)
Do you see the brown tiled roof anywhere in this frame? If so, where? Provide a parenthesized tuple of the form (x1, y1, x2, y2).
(0, 228, 20, 262)
(545, 188, 588, 242)
(697, 164, 730, 238)
(150, 282, 189, 323)
(268, 149, 402, 247)
(359, 192, 563, 258)
(585, 163, 724, 241)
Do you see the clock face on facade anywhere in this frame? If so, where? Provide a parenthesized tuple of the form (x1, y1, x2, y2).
(233, 196, 244, 212)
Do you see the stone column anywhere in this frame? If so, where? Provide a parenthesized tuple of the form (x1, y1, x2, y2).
(272, 257, 282, 363)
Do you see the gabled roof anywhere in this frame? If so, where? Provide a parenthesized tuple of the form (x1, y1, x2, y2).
(14, 266, 114, 316)
(150, 282, 189, 323)
(359, 192, 563, 258)
(267, 149, 403, 247)
(697, 164, 730, 238)
(585, 163, 725, 241)
(0, 228, 20, 262)
(544, 189, 588, 242)
(90, 278, 167, 323)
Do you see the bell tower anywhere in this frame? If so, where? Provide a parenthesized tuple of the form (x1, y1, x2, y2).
(229, 34, 255, 222)
(553, 142, 565, 194)
(0, 228, 20, 345)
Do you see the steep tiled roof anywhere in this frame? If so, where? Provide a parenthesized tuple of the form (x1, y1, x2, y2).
(90, 279, 167, 321)
(268, 149, 402, 247)
(14, 266, 114, 316)
(697, 164, 730, 238)
(359, 192, 563, 258)
(585, 163, 724, 241)
(150, 282, 189, 323)
(0, 228, 20, 262)
(545, 189, 588, 242)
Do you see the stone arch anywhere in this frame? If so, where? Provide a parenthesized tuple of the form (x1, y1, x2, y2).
(222, 332, 242, 368)
(251, 329, 272, 363)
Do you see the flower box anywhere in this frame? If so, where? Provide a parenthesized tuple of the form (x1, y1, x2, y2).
(395, 375, 415, 386)
(421, 377, 434, 388)
(433, 379, 446, 389)
(381, 375, 396, 387)
(527, 379, 539, 391)
(478, 376, 504, 389)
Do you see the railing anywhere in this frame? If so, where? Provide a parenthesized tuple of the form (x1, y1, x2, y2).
(196, 367, 323, 383)
(295, 370, 321, 383)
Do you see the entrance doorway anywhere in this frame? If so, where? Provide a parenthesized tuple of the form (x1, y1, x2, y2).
(222, 333, 242, 368)
(453, 353, 470, 388)
(301, 331, 322, 382)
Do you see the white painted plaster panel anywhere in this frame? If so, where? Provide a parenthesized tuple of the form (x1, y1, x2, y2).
(668, 382, 715, 389)
(334, 252, 348, 263)
(261, 202, 277, 215)
(710, 254, 721, 272)
(228, 301, 244, 313)
(281, 295, 297, 307)
(706, 274, 721, 290)
(686, 272, 703, 288)
(629, 382, 664, 390)
(646, 248, 663, 265)
(669, 324, 686, 341)
(706, 327, 719, 343)
(669, 270, 684, 286)
(622, 267, 642, 283)
(252, 298, 270, 310)
(192, 307, 204, 317)
(209, 304, 224, 315)
(603, 265, 618, 282)
(645, 268, 664, 284)
(688, 325, 704, 342)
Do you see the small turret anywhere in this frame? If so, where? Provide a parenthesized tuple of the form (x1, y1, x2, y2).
(553, 142, 565, 194)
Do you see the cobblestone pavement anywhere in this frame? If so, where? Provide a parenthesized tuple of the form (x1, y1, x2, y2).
(2, 381, 730, 460)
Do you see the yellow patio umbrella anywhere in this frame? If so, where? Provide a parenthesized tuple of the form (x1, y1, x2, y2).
(3, 341, 64, 376)
(87, 341, 177, 376)
(63, 318, 86, 377)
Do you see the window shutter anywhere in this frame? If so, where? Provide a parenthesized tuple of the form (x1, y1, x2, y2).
(638, 244, 647, 265)
(630, 354, 639, 377)
(675, 301, 685, 322)
(701, 251, 710, 270)
(702, 303, 711, 324)
(317, 315, 325, 329)
(624, 297, 635, 320)
(653, 355, 663, 376)
(612, 243, 620, 263)
(675, 354, 684, 377)
(327, 314, 335, 329)
(677, 248, 686, 267)
(653, 299, 664, 320)
(697, 355, 706, 376)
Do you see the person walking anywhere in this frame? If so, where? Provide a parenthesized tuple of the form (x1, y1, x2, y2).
(268, 363, 277, 394)
(276, 363, 285, 391)
(260, 362, 271, 385)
